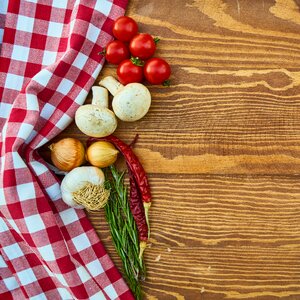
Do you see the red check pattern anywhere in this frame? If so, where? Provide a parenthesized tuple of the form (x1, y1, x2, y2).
(0, 1, 134, 299)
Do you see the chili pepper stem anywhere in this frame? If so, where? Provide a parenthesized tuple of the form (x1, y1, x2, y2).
(129, 134, 139, 148)
(139, 241, 147, 261)
(143, 202, 151, 239)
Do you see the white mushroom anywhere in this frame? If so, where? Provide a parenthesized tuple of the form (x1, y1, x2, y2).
(91, 86, 109, 107)
(99, 76, 151, 122)
(75, 86, 117, 137)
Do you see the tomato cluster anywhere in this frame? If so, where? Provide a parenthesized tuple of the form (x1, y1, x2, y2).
(101, 16, 171, 86)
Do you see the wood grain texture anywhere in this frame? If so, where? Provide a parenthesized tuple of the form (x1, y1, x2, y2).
(100, 0, 300, 175)
(88, 174, 300, 299)
(43, 0, 300, 299)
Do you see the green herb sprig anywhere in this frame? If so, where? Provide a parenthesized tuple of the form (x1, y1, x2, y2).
(105, 165, 146, 300)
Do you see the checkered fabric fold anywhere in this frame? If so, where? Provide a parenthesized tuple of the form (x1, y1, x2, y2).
(0, 0, 134, 299)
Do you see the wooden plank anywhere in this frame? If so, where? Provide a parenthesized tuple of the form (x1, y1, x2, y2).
(88, 174, 300, 299)
(93, 0, 300, 175)
(53, 0, 300, 174)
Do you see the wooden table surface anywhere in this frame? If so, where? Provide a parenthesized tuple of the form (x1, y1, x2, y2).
(53, 0, 300, 299)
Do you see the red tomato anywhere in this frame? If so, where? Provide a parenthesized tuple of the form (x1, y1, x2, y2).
(112, 16, 138, 42)
(144, 58, 171, 85)
(104, 40, 130, 65)
(129, 33, 156, 60)
(117, 59, 143, 85)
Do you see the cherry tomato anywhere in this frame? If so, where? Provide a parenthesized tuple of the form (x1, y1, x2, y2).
(117, 59, 143, 85)
(144, 58, 171, 85)
(103, 40, 130, 65)
(129, 33, 157, 60)
(112, 16, 138, 42)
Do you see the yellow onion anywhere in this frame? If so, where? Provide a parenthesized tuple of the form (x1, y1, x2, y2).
(49, 138, 85, 172)
(86, 141, 118, 168)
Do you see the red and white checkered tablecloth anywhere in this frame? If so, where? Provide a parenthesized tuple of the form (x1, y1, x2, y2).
(0, 0, 134, 299)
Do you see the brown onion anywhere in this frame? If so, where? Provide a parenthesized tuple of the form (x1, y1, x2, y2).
(49, 138, 85, 172)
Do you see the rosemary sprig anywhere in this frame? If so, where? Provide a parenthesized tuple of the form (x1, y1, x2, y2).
(105, 165, 146, 300)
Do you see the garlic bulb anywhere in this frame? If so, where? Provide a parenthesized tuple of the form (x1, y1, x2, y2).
(86, 141, 118, 168)
(49, 138, 85, 172)
(60, 166, 110, 210)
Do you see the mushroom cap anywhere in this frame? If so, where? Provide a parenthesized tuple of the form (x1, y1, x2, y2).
(112, 83, 151, 122)
(75, 104, 117, 137)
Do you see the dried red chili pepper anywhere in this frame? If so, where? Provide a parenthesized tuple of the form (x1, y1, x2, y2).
(128, 167, 148, 258)
(87, 135, 151, 258)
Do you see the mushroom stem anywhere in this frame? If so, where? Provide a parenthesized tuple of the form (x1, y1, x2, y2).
(91, 86, 109, 107)
(99, 76, 124, 96)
